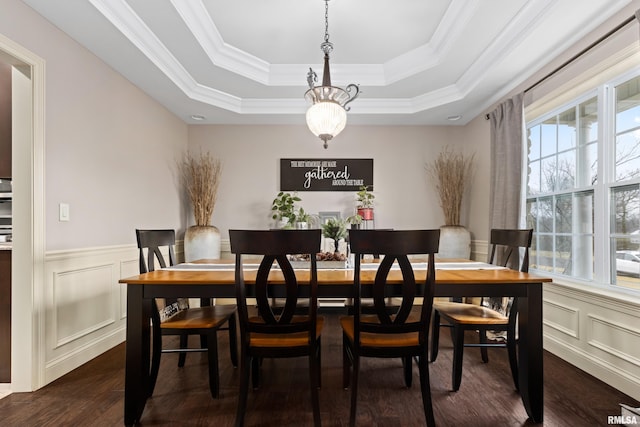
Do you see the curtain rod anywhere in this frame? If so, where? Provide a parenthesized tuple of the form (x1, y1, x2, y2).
(524, 13, 637, 94)
(485, 11, 639, 120)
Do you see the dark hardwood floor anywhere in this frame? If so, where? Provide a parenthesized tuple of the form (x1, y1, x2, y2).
(1, 314, 638, 426)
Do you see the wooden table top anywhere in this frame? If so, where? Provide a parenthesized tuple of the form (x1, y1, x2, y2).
(119, 259, 552, 286)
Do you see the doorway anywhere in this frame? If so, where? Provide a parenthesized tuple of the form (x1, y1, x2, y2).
(0, 33, 46, 393)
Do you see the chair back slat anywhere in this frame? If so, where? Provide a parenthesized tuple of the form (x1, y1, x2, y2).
(230, 229, 322, 339)
(485, 228, 533, 321)
(488, 229, 533, 273)
(349, 229, 440, 342)
(135, 228, 181, 321)
(136, 229, 176, 273)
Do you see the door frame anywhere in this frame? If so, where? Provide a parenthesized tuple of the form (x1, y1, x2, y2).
(0, 32, 46, 392)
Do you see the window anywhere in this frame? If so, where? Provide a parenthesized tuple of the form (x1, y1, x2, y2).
(526, 72, 640, 291)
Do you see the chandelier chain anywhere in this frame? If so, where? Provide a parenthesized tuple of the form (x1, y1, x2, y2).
(324, 0, 330, 43)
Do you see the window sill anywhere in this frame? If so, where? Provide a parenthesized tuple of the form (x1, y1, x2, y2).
(539, 272, 640, 306)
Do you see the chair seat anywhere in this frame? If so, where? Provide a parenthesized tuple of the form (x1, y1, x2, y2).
(433, 301, 508, 325)
(340, 316, 420, 348)
(161, 305, 236, 329)
(248, 316, 324, 348)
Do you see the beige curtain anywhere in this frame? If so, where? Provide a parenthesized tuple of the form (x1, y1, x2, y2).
(489, 93, 524, 233)
(486, 94, 524, 318)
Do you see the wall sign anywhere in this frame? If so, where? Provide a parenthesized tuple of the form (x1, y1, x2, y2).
(280, 158, 373, 191)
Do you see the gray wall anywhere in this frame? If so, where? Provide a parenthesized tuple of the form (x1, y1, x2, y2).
(187, 121, 491, 242)
(0, 0, 189, 251)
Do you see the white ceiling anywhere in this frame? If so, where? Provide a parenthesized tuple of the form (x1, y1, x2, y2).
(21, 0, 635, 126)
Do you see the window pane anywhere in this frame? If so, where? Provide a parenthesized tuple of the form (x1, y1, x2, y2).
(615, 132, 640, 181)
(541, 118, 557, 157)
(528, 125, 541, 160)
(526, 200, 536, 229)
(527, 160, 540, 195)
(575, 191, 594, 234)
(555, 194, 572, 233)
(612, 238, 640, 290)
(615, 75, 640, 183)
(615, 75, 640, 134)
(534, 234, 554, 272)
(538, 197, 553, 232)
(558, 108, 576, 151)
(557, 150, 576, 191)
(540, 156, 556, 193)
(555, 235, 572, 274)
(579, 97, 598, 143)
(585, 142, 597, 186)
(573, 234, 593, 280)
(612, 185, 640, 235)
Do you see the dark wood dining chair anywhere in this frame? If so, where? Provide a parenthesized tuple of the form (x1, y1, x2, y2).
(430, 228, 533, 392)
(229, 229, 323, 427)
(341, 229, 440, 427)
(136, 229, 237, 398)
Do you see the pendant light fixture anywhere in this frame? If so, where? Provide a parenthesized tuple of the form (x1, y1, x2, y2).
(305, 0, 360, 149)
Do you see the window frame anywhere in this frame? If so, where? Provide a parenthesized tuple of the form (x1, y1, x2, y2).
(524, 66, 640, 291)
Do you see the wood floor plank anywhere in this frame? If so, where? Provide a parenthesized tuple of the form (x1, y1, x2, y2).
(0, 314, 637, 426)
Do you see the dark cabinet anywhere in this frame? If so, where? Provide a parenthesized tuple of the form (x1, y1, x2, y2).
(0, 250, 9, 382)
(0, 61, 11, 179)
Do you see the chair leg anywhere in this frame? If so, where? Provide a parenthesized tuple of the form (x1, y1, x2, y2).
(178, 333, 188, 367)
(342, 333, 351, 389)
(309, 343, 321, 427)
(228, 314, 238, 367)
(402, 356, 412, 388)
(349, 355, 360, 427)
(235, 353, 251, 427)
(507, 331, 519, 391)
(451, 325, 465, 391)
(251, 356, 260, 389)
(148, 319, 162, 397)
(430, 311, 440, 362)
(206, 330, 220, 398)
(479, 330, 489, 363)
(317, 337, 322, 389)
(418, 354, 436, 427)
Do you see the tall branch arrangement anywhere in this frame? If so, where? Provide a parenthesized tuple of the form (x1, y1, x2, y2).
(427, 147, 474, 226)
(181, 150, 222, 227)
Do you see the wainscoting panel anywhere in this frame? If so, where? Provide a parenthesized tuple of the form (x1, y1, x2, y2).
(588, 314, 640, 373)
(542, 298, 580, 339)
(543, 282, 640, 400)
(43, 245, 137, 385)
(52, 263, 115, 348)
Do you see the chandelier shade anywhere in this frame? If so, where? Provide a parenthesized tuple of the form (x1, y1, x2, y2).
(305, 101, 347, 148)
(304, 0, 360, 149)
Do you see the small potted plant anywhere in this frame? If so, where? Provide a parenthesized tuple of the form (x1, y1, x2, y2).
(321, 217, 349, 255)
(356, 185, 375, 221)
(271, 191, 301, 228)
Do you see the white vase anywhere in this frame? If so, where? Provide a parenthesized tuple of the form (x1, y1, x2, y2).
(184, 225, 221, 262)
(438, 225, 471, 259)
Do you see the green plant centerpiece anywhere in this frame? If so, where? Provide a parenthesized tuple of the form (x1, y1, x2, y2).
(271, 191, 301, 228)
(356, 185, 375, 221)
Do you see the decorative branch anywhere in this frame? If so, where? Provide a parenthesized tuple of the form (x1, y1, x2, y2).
(427, 146, 474, 226)
(181, 150, 222, 227)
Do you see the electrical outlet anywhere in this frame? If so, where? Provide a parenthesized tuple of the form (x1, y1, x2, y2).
(59, 203, 70, 222)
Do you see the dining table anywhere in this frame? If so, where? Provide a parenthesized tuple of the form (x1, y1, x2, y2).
(119, 259, 552, 426)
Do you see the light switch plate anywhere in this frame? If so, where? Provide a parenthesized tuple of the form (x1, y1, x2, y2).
(59, 203, 70, 221)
